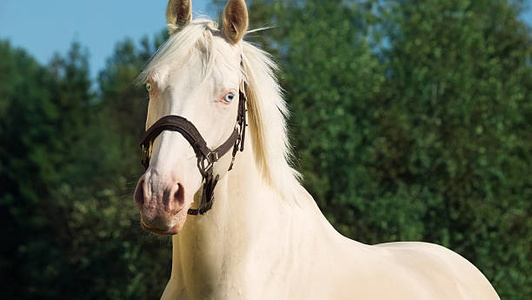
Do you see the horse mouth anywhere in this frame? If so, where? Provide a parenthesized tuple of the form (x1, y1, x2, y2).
(140, 219, 182, 235)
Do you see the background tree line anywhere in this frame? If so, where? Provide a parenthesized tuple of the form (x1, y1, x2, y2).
(0, 0, 530, 299)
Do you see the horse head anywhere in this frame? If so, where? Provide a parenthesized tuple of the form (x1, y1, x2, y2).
(134, 0, 249, 235)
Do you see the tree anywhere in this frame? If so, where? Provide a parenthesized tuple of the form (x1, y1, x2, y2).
(376, 1, 531, 297)
(0, 37, 172, 299)
(0, 41, 95, 298)
(0, 40, 50, 296)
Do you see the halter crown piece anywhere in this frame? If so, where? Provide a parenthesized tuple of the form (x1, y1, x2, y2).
(140, 85, 248, 215)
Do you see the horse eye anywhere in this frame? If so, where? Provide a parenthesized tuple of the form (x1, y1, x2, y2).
(223, 92, 235, 103)
(146, 82, 152, 93)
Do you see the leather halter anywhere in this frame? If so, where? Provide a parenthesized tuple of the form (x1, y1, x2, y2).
(140, 87, 247, 215)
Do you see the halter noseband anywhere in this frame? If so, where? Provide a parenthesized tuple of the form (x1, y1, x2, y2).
(139, 87, 247, 215)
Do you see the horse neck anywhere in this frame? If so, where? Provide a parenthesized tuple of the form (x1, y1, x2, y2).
(169, 140, 301, 293)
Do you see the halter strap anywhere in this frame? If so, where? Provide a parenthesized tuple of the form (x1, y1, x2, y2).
(140, 115, 239, 167)
(139, 88, 247, 215)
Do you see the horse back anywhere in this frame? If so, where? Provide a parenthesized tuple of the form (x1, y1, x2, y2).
(359, 241, 500, 300)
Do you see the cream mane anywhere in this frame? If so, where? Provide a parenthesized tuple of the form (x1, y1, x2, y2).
(140, 19, 301, 200)
(240, 41, 302, 198)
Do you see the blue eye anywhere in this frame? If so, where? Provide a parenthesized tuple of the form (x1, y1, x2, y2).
(224, 92, 235, 103)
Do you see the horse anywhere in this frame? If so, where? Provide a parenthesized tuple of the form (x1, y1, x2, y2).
(133, 0, 500, 299)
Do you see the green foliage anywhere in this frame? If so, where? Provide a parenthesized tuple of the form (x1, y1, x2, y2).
(0, 35, 171, 299)
(374, 1, 531, 298)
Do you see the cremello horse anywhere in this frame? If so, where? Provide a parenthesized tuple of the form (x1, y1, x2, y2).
(133, 0, 500, 299)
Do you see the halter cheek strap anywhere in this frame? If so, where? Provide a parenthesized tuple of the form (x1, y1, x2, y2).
(139, 87, 247, 215)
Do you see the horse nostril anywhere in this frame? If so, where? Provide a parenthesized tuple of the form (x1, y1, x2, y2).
(172, 183, 186, 208)
(134, 178, 145, 207)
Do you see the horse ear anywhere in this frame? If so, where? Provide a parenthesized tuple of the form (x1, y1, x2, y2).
(166, 0, 192, 33)
(222, 0, 249, 44)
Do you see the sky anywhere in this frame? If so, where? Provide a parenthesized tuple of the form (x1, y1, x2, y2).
(1, 0, 531, 83)
(0, 0, 214, 81)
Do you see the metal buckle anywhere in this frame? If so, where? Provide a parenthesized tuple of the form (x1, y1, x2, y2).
(197, 155, 214, 177)
(141, 142, 152, 169)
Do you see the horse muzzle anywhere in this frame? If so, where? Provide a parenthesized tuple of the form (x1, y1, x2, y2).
(134, 172, 190, 235)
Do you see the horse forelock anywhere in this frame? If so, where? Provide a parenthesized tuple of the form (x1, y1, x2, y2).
(138, 19, 220, 84)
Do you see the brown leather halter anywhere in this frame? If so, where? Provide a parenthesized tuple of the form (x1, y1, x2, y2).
(140, 87, 247, 215)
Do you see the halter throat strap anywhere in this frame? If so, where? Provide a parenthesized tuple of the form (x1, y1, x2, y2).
(139, 88, 247, 215)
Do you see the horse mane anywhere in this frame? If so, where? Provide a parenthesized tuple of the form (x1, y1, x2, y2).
(139, 19, 302, 201)
(240, 42, 302, 199)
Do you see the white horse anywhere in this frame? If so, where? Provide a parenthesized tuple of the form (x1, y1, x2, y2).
(133, 0, 500, 299)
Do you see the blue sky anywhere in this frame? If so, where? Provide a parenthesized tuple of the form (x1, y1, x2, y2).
(1, 0, 531, 82)
(0, 0, 213, 81)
